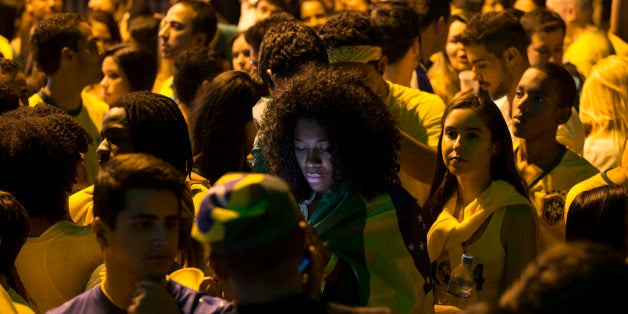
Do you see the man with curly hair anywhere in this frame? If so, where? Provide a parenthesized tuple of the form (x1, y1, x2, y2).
(250, 20, 328, 173)
(260, 64, 435, 313)
(318, 10, 446, 205)
(49, 153, 231, 314)
(0, 106, 102, 313)
(244, 12, 296, 85)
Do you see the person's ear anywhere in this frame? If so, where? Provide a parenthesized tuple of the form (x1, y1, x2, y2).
(411, 36, 420, 56)
(266, 68, 278, 91)
(61, 47, 75, 62)
(556, 106, 571, 125)
(200, 79, 211, 90)
(491, 141, 500, 157)
(436, 16, 448, 35)
(502, 47, 521, 66)
(209, 253, 228, 281)
(92, 217, 110, 249)
(194, 32, 209, 47)
(377, 56, 388, 75)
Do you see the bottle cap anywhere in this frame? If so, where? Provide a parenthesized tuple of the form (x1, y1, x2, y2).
(461, 254, 474, 264)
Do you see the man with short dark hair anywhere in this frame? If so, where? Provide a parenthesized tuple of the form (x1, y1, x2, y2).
(371, 0, 452, 91)
(520, 8, 567, 66)
(28, 13, 108, 187)
(519, 8, 585, 110)
(510, 62, 598, 252)
(460, 11, 529, 105)
(155, 0, 218, 97)
(173, 47, 230, 123)
(48, 153, 231, 314)
(461, 10, 585, 154)
(408, 0, 452, 92)
(370, 1, 422, 87)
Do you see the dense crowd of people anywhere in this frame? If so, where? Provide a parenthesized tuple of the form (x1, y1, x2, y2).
(0, 0, 627, 313)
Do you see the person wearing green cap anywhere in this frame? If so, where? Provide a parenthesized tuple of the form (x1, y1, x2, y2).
(194, 172, 324, 311)
(260, 64, 434, 313)
(192, 172, 389, 313)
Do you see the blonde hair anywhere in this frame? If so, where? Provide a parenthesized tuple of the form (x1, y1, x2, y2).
(427, 51, 461, 105)
(579, 56, 628, 154)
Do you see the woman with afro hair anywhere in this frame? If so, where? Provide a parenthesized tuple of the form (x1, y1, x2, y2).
(260, 64, 434, 313)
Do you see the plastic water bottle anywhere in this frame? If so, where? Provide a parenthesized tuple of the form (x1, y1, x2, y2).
(447, 254, 474, 308)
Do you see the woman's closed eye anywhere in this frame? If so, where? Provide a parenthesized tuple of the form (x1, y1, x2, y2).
(445, 129, 458, 140)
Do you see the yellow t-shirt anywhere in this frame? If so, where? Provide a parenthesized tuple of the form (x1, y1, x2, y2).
(385, 81, 445, 205)
(564, 29, 615, 78)
(158, 75, 175, 99)
(0, 285, 17, 314)
(15, 221, 103, 313)
(526, 149, 599, 252)
(608, 32, 628, 57)
(563, 173, 610, 226)
(0, 35, 13, 60)
(385, 80, 445, 147)
(69, 185, 95, 226)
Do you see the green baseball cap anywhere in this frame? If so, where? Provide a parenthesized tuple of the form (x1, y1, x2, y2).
(192, 173, 301, 251)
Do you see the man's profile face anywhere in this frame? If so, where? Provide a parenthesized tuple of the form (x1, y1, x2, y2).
(75, 22, 102, 85)
(97, 107, 134, 166)
(465, 43, 511, 99)
(104, 188, 180, 280)
(159, 3, 201, 60)
(527, 29, 564, 66)
(511, 68, 565, 140)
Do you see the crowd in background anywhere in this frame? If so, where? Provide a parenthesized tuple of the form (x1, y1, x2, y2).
(0, 0, 627, 313)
